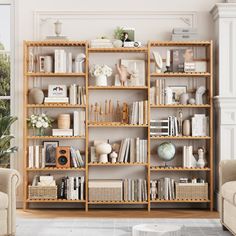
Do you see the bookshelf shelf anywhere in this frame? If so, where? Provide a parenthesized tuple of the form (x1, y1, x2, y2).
(27, 136, 86, 140)
(88, 123, 148, 128)
(25, 40, 87, 47)
(26, 168, 86, 171)
(88, 86, 148, 90)
(88, 47, 148, 53)
(27, 104, 86, 108)
(150, 104, 211, 108)
(26, 199, 86, 203)
(150, 41, 211, 47)
(88, 162, 148, 166)
(150, 167, 211, 171)
(150, 72, 211, 77)
(150, 199, 210, 203)
(88, 201, 148, 204)
(150, 136, 211, 140)
(26, 72, 86, 77)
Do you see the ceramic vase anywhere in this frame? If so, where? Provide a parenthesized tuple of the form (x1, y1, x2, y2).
(58, 114, 70, 129)
(96, 143, 112, 163)
(95, 75, 107, 86)
(29, 88, 44, 104)
(180, 93, 189, 105)
(197, 156, 206, 168)
(44, 56, 53, 72)
(183, 120, 191, 136)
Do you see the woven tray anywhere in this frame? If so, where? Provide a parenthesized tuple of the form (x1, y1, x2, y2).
(28, 186, 57, 200)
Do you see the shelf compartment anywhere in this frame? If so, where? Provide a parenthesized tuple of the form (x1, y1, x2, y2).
(27, 136, 86, 140)
(27, 104, 86, 108)
(89, 123, 148, 128)
(150, 72, 211, 77)
(150, 104, 211, 108)
(88, 162, 148, 166)
(150, 199, 210, 203)
(26, 72, 86, 77)
(88, 86, 148, 90)
(26, 199, 86, 203)
(150, 167, 210, 171)
(88, 47, 148, 53)
(26, 167, 86, 171)
(150, 136, 211, 140)
(88, 201, 148, 204)
(150, 41, 211, 47)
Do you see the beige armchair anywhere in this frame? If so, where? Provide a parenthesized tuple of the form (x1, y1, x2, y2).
(0, 168, 20, 236)
(220, 160, 236, 235)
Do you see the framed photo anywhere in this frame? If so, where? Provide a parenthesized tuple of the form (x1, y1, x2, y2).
(43, 141, 59, 167)
(48, 85, 67, 97)
(39, 56, 45, 72)
(169, 86, 187, 104)
(120, 59, 145, 86)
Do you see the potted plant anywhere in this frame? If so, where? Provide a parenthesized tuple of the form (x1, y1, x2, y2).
(90, 64, 112, 86)
(0, 116, 18, 168)
(27, 113, 53, 136)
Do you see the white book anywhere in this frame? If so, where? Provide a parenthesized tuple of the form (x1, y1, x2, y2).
(136, 138, 140, 162)
(52, 129, 73, 136)
(80, 176, 85, 200)
(54, 50, 59, 72)
(124, 138, 130, 163)
(41, 147, 45, 168)
(130, 138, 135, 163)
(44, 97, 69, 103)
(120, 138, 128, 163)
(73, 111, 79, 136)
(139, 140, 143, 163)
(150, 87, 155, 105)
(75, 177, 79, 200)
(35, 145, 40, 168)
(118, 139, 125, 162)
(138, 102, 142, 125)
(28, 146, 34, 168)
(183, 146, 186, 167)
(77, 86, 82, 105)
(67, 52, 72, 73)
(131, 102, 135, 124)
(69, 84, 77, 105)
(135, 102, 139, 124)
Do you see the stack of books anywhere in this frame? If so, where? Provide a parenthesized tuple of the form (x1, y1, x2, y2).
(192, 114, 209, 136)
(123, 179, 148, 202)
(150, 80, 165, 105)
(90, 39, 113, 48)
(58, 176, 85, 200)
(171, 28, 198, 41)
(183, 145, 197, 168)
(69, 84, 86, 105)
(54, 49, 73, 73)
(129, 100, 148, 125)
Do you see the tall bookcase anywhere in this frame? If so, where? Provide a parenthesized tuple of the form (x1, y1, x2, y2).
(23, 40, 213, 211)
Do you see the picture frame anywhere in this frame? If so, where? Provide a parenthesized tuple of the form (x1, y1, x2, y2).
(39, 56, 45, 72)
(122, 27, 135, 47)
(43, 141, 59, 167)
(48, 85, 67, 97)
(169, 86, 187, 104)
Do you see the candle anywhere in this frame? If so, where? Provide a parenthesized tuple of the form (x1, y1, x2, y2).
(166, 50, 170, 67)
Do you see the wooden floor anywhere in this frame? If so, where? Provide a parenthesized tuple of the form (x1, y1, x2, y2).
(17, 209, 219, 219)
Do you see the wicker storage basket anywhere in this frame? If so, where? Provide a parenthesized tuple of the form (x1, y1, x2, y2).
(28, 186, 57, 200)
(88, 180, 122, 201)
(175, 183, 208, 200)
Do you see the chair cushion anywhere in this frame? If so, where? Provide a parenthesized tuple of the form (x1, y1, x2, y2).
(222, 181, 236, 206)
(0, 191, 8, 209)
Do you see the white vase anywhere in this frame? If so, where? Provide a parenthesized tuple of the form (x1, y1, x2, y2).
(183, 120, 191, 136)
(197, 156, 206, 168)
(95, 75, 107, 86)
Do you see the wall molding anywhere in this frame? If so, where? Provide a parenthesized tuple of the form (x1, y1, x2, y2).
(33, 10, 197, 40)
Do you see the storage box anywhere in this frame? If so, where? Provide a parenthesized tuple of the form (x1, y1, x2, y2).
(28, 186, 57, 200)
(88, 180, 123, 201)
(175, 183, 208, 200)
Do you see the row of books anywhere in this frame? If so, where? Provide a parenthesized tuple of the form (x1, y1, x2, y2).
(90, 39, 113, 48)
(69, 85, 86, 105)
(28, 146, 84, 168)
(129, 100, 148, 125)
(150, 178, 176, 200)
(58, 176, 85, 200)
(183, 145, 197, 168)
(150, 79, 165, 105)
(118, 138, 147, 163)
(123, 179, 148, 202)
(54, 49, 74, 73)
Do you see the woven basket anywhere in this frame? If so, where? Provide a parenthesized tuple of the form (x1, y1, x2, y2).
(175, 183, 208, 200)
(28, 186, 57, 200)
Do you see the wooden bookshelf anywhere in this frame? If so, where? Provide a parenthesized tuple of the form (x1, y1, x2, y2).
(23, 40, 213, 212)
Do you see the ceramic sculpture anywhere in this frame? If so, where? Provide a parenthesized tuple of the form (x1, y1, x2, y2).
(195, 86, 206, 104)
(74, 53, 86, 73)
(116, 64, 129, 86)
(29, 88, 44, 104)
(183, 120, 191, 136)
(96, 143, 112, 163)
(197, 147, 206, 168)
(109, 151, 118, 163)
(150, 181, 157, 200)
(152, 51, 163, 73)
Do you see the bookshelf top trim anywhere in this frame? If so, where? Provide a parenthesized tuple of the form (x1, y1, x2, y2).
(150, 41, 212, 47)
(24, 40, 87, 47)
(88, 47, 148, 53)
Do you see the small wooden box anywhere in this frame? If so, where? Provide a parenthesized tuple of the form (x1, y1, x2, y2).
(88, 180, 123, 202)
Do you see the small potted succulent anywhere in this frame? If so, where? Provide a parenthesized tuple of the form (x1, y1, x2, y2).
(90, 64, 112, 86)
(27, 113, 53, 136)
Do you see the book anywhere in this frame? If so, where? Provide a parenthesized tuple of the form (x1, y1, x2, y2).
(28, 146, 34, 168)
(44, 97, 69, 103)
(73, 111, 79, 136)
(52, 129, 73, 136)
(69, 84, 77, 105)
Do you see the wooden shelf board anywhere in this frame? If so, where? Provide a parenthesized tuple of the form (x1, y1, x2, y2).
(88, 162, 148, 166)
(25, 41, 87, 47)
(88, 47, 148, 53)
(88, 86, 148, 90)
(27, 104, 86, 108)
(26, 72, 86, 77)
(150, 167, 211, 171)
(27, 136, 86, 140)
(150, 136, 211, 140)
(150, 72, 211, 77)
(89, 123, 148, 128)
(26, 168, 85, 171)
(88, 201, 148, 205)
(151, 199, 210, 203)
(26, 199, 86, 203)
(150, 104, 211, 108)
(150, 41, 211, 47)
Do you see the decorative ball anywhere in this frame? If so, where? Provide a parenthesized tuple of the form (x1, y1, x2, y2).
(188, 98, 195, 105)
(96, 143, 112, 155)
(157, 142, 176, 162)
(29, 88, 44, 104)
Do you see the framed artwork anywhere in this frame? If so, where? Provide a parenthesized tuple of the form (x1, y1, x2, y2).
(48, 85, 67, 97)
(169, 86, 187, 104)
(43, 141, 59, 167)
(120, 59, 145, 86)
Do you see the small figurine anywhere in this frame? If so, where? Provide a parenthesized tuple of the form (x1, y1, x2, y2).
(116, 64, 129, 86)
(110, 151, 118, 163)
(195, 86, 206, 105)
(197, 147, 206, 168)
(150, 181, 157, 200)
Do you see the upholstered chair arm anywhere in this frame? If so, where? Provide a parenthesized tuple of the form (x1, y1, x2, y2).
(0, 168, 20, 236)
(219, 160, 236, 187)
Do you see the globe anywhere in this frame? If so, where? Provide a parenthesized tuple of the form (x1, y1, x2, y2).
(157, 142, 176, 162)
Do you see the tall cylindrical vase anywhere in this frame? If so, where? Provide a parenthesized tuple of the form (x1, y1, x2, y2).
(95, 75, 107, 86)
(183, 120, 191, 136)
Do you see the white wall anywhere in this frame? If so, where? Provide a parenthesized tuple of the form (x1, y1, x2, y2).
(14, 0, 223, 206)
